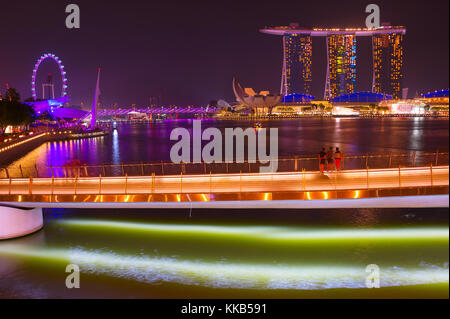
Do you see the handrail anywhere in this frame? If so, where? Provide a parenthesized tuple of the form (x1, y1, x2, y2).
(0, 165, 448, 199)
(1, 151, 448, 169)
(0, 151, 448, 179)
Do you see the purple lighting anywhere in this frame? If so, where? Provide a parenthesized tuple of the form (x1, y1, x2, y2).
(31, 53, 68, 100)
(96, 106, 218, 116)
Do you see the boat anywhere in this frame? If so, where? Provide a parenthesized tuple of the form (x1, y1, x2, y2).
(254, 122, 263, 129)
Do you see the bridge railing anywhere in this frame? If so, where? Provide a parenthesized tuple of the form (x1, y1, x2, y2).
(0, 151, 448, 179)
(0, 165, 448, 197)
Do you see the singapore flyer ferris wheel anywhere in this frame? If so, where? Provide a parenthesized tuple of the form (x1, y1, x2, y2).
(31, 53, 68, 100)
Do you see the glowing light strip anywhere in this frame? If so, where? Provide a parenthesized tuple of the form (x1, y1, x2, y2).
(58, 220, 450, 240)
(0, 133, 47, 153)
(0, 245, 447, 289)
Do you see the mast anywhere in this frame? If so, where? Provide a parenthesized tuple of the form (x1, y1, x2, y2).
(91, 68, 101, 130)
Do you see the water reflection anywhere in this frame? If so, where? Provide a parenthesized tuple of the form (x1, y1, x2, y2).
(112, 130, 120, 165)
(6, 118, 449, 169)
(0, 217, 448, 297)
(0, 208, 448, 298)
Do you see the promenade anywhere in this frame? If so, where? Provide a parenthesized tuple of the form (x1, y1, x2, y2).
(0, 165, 447, 196)
(0, 150, 447, 208)
(0, 165, 447, 209)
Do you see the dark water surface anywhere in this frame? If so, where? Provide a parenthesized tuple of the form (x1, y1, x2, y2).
(7, 118, 449, 168)
(0, 119, 448, 298)
(0, 208, 448, 298)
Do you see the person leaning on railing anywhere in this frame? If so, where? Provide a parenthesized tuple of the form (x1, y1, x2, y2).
(319, 148, 327, 173)
(327, 147, 334, 172)
(335, 147, 343, 171)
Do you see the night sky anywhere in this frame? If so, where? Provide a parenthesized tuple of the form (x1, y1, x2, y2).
(0, 0, 448, 107)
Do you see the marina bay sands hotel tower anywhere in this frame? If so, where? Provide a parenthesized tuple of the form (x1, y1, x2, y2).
(260, 23, 406, 100)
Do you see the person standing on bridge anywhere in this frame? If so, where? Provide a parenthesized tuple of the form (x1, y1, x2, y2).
(335, 147, 343, 171)
(319, 148, 327, 173)
(327, 146, 334, 172)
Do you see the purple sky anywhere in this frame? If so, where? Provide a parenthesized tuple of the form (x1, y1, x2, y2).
(0, 0, 448, 107)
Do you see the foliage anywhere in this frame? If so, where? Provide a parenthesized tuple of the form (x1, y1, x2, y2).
(3, 88, 21, 103)
(369, 104, 377, 112)
(376, 106, 389, 112)
(431, 106, 449, 111)
(208, 100, 218, 108)
(276, 106, 294, 111)
(0, 89, 36, 133)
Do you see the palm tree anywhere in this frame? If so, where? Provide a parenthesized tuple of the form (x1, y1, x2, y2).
(318, 103, 326, 116)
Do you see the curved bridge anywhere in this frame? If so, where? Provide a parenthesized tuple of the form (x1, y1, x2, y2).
(1, 154, 448, 239)
(97, 106, 219, 117)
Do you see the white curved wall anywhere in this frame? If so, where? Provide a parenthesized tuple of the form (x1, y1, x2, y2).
(0, 206, 43, 240)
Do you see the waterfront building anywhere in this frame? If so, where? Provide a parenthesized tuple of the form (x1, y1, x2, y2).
(260, 24, 406, 100)
(379, 99, 427, 114)
(372, 32, 405, 99)
(325, 34, 357, 99)
(232, 78, 282, 114)
(421, 89, 449, 110)
(282, 93, 315, 103)
(281, 31, 313, 96)
(331, 91, 392, 104)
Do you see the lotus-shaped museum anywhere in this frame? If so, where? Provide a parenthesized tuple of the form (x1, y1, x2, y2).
(232, 78, 282, 114)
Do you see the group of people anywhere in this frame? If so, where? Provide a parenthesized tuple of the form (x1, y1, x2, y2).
(62, 158, 84, 177)
(319, 147, 343, 173)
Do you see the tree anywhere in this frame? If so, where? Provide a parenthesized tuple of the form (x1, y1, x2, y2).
(4, 88, 21, 103)
(208, 100, 218, 108)
(317, 103, 326, 115)
(369, 104, 377, 114)
(0, 89, 36, 133)
(376, 106, 389, 113)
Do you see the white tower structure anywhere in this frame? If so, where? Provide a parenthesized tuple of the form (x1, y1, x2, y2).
(91, 68, 101, 130)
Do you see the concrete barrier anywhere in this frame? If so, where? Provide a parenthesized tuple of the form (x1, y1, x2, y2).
(0, 206, 43, 240)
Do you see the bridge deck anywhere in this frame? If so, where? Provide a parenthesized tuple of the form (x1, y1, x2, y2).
(0, 166, 447, 196)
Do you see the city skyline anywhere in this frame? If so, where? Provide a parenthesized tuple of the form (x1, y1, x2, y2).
(0, 0, 448, 107)
(0, 0, 448, 303)
(261, 24, 406, 99)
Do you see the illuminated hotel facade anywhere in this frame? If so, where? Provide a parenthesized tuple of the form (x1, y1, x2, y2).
(325, 34, 357, 100)
(372, 33, 404, 99)
(282, 34, 312, 96)
(260, 24, 406, 100)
